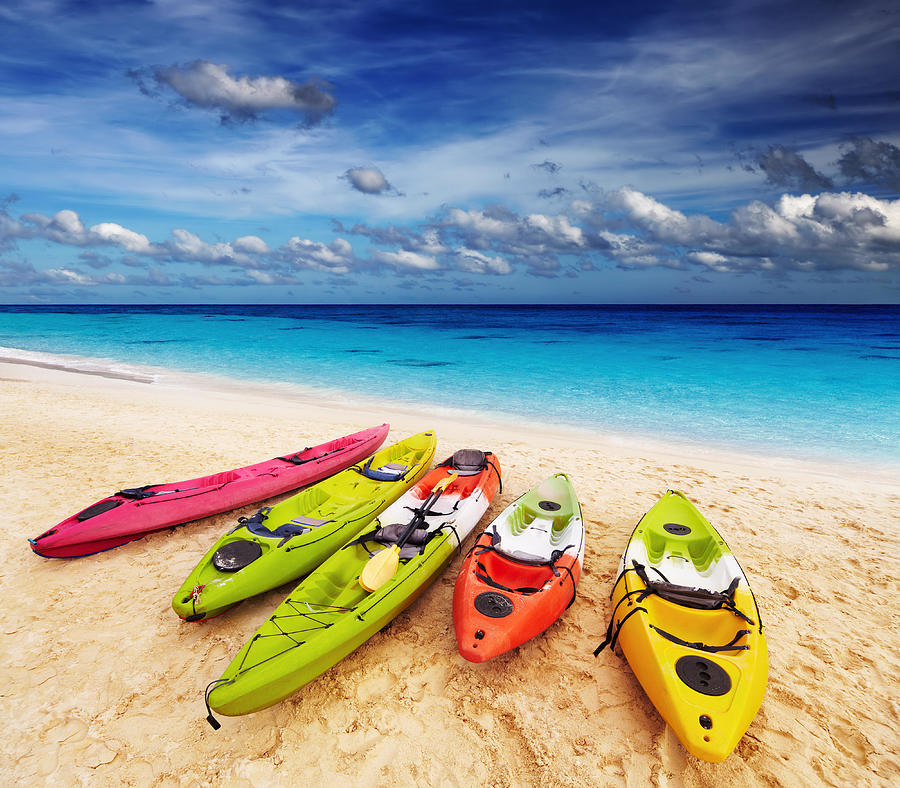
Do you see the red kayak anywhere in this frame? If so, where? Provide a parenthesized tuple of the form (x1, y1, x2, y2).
(453, 473, 585, 662)
(28, 424, 389, 558)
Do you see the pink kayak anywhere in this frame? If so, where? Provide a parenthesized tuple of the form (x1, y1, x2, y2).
(29, 424, 389, 558)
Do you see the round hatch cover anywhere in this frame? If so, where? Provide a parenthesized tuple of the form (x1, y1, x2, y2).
(213, 540, 262, 572)
(663, 523, 692, 535)
(538, 500, 561, 512)
(474, 591, 514, 618)
(675, 655, 732, 696)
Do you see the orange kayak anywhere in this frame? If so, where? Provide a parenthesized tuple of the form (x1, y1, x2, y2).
(453, 473, 584, 662)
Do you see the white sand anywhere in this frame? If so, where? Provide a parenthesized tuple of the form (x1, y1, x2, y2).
(1, 361, 897, 786)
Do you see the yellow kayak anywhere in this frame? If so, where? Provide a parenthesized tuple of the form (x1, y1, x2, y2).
(595, 490, 767, 762)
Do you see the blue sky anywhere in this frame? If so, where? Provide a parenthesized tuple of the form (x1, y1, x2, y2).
(1, 0, 898, 303)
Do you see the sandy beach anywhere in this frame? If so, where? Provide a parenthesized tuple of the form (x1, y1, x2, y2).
(1, 361, 897, 787)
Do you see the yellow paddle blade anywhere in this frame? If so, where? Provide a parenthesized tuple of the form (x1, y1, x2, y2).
(434, 472, 457, 491)
(359, 545, 401, 592)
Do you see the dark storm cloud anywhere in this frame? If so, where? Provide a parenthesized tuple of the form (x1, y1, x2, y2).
(132, 61, 337, 125)
(756, 146, 833, 192)
(837, 137, 900, 193)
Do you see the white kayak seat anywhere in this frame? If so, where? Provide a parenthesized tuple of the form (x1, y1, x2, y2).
(490, 474, 579, 564)
(493, 509, 573, 565)
(494, 518, 555, 564)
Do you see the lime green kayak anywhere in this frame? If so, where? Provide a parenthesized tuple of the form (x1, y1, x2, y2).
(173, 430, 436, 621)
(206, 449, 501, 718)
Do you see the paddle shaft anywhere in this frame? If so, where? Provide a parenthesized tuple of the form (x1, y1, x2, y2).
(358, 473, 458, 593)
(394, 473, 456, 550)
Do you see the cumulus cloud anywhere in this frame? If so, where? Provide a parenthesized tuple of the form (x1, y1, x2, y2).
(283, 237, 356, 274)
(13, 210, 158, 254)
(438, 204, 604, 276)
(0, 258, 141, 288)
(244, 269, 301, 285)
(602, 188, 723, 246)
(369, 249, 441, 271)
(342, 167, 398, 195)
(454, 248, 512, 275)
(232, 235, 271, 255)
(595, 229, 674, 270)
(3, 187, 900, 292)
(166, 229, 233, 263)
(41, 267, 96, 286)
(443, 205, 521, 247)
(20, 209, 88, 245)
(91, 223, 154, 254)
(437, 207, 585, 276)
(0, 208, 282, 270)
(590, 187, 900, 273)
(332, 221, 446, 256)
(135, 61, 337, 125)
(160, 230, 269, 267)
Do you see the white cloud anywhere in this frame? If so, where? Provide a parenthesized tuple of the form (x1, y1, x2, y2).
(524, 213, 585, 247)
(164, 229, 274, 267)
(167, 229, 237, 263)
(20, 209, 89, 245)
(245, 269, 300, 285)
(369, 249, 441, 271)
(50, 209, 85, 237)
(596, 188, 900, 273)
(90, 222, 153, 254)
(232, 235, 270, 254)
(444, 207, 519, 246)
(454, 248, 512, 275)
(284, 237, 356, 273)
(3, 187, 900, 290)
(686, 250, 730, 270)
(43, 267, 95, 285)
(605, 188, 723, 246)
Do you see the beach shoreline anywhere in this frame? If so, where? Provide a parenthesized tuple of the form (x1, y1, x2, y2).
(2, 346, 896, 484)
(2, 361, 897, 786)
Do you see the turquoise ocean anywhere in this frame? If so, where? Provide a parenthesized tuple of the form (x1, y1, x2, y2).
(1, 304, 898, 466)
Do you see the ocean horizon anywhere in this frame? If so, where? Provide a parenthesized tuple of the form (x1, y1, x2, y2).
(2, 303, 898, 467)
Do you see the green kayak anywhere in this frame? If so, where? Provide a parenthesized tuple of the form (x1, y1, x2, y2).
(173, 430, 436, 621)
(205, 449, 501, 718)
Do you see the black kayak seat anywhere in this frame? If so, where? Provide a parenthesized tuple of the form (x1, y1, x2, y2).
(246, 514, 331, 539)
(360, 461, 409, 481)
(373, 522, 429, 545)
(645, 576, 741, 610)
(373, 522, 430, 561)
(450, 449, 487, 476)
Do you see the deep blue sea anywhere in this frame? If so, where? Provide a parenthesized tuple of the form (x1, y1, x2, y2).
(1, 304, 898, 465)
